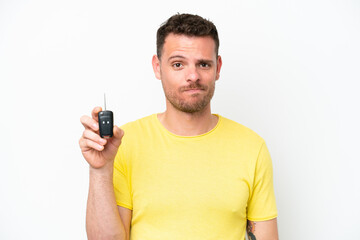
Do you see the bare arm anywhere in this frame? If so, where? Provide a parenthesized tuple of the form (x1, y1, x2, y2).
(118, 206, 132, 240)
(80, 107, 131, 240)
(247, 218, 279, 240)
(87, 165, 126, 239)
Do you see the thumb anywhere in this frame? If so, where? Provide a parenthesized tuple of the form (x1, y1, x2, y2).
(111, 126, 124, 147)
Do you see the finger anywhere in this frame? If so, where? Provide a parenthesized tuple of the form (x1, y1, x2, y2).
(110, 126, 124, 147)
(91, 106, 103, 122)
(83, 129, 107, 146)
(80, 115, 99, 131)
(79, 135, 105, 151)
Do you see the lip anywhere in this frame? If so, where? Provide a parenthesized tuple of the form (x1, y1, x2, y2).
(184, 89, 203, 93)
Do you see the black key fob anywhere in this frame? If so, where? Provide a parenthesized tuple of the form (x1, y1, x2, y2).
(98, 94, 113, 138)
(98, 110, 113, 138)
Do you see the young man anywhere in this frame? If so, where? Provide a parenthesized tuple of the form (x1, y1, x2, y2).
(79, 13, 278, 240)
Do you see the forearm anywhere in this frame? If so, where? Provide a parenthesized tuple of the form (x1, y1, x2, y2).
(86, 163, 126, 240)
(247, 219, 279, 240)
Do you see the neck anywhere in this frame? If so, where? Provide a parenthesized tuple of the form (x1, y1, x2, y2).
(157, 103, 218, 136)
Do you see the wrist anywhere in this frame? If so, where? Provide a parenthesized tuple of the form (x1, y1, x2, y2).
(89, 161, 114, 177)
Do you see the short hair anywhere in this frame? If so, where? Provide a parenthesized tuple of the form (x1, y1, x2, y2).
(156, 13, 219, 60)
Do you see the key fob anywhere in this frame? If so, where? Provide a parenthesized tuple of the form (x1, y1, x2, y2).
(98, 110, 113, 138)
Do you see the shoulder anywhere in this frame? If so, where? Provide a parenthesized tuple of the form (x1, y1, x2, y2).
(117, 114, 158, 142)
(218, 115, 265, 143)
(119, 114, 156, 131)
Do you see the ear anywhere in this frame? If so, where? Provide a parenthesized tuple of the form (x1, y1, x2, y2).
(215, 55, 222, 80)
(152, 55, 161, 80)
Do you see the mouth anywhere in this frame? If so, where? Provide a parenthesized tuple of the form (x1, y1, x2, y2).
(183, 88, 204, 94)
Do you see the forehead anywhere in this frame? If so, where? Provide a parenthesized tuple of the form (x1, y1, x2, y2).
(162, 33, 216, 60)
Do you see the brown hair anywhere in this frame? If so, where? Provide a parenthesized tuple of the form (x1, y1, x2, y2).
(156, 13, 219, 59)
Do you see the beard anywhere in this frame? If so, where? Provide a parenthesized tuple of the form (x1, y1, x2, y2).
(163, 81, 215, 113)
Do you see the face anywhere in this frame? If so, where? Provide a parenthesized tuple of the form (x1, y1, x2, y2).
(152, 33, 222, 113)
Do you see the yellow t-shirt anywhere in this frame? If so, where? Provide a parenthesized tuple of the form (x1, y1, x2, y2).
(113, 114, 277, 240)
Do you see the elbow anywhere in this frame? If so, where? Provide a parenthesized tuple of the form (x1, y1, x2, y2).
(86, 228, 127, 240)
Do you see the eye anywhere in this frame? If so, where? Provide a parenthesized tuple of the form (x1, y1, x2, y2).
(200, 62, 211, 68)
(173, 63, 182, 68)
(172, 62, 184, 70)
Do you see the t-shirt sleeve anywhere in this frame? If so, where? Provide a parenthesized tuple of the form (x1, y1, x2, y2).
(247, 141, 278, 221)
(113, 145, 133, 210)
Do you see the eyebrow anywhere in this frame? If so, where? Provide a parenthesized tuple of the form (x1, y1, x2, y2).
(167, 55, 186, 62)
(167, 55, 214, 64)
(197, 59, 214, 64)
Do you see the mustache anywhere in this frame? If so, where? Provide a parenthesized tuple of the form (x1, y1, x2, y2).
(180, 82, 207, 92)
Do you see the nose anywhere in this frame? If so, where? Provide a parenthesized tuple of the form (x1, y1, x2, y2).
(186, 65, 200, 82)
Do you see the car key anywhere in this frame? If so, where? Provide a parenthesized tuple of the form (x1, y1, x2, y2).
(98, 94, 113, 138)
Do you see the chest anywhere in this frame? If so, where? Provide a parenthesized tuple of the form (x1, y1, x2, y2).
(129, 142, 253, 221)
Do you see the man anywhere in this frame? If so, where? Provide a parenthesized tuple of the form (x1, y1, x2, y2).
(79, 13, 278, 240)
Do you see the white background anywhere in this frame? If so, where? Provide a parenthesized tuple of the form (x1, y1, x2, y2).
(1, 0, 359, 239)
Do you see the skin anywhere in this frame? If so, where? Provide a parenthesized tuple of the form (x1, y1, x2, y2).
(152, 33, 222, 136)
(247, 219, 279, 240)
(79, 33, 278, 240)
(79, 108, 131, 240)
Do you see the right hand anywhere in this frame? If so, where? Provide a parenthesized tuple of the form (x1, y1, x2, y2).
(79, 106, 124, 169)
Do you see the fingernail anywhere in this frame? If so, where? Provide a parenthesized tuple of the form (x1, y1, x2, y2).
(93, 123, 98, 130)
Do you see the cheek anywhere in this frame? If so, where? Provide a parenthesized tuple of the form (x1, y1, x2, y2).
(162, 71, 183, 89)
(202, 69, 217, 79)
(161, 77, 177, 96)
